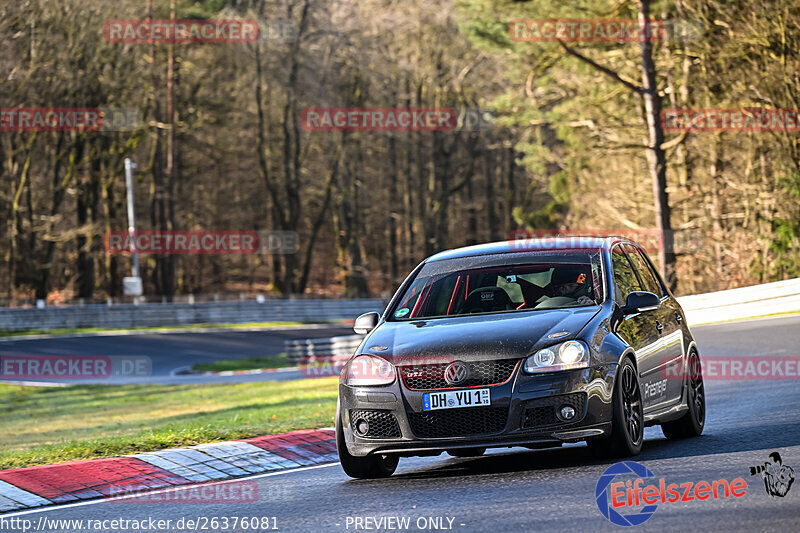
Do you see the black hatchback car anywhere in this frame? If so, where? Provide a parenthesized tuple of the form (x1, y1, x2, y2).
(336, 238, 705, 478)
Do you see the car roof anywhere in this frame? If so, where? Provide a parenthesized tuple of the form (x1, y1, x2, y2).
(426, 237, 631, 262)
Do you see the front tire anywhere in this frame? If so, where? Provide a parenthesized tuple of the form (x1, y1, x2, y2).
(336, 406, 398, 479)
(661, 350, 705, 439)
(589, 357, 643, 458)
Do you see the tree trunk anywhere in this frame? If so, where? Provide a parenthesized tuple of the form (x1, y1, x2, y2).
(506, 144, 517, 234)
(147, 0, 167, 296)
(101, 157, 119, 298)
(8, 135, 37, 301)
(485, 150, 499, 241)
(387, 134, 399, 287)
(466, 169, 478, 245)
(298, 148, 340, 293)
(76, 173, 93, 299)
(709, 135, 725, 287)
(162, 0, 177, 299)
(639, 0, 675, 290)
(36, 133, 72, 301)
(403, 78, 416, 269)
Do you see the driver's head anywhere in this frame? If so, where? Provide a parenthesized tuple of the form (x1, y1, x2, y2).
(551, 266, 590, 297)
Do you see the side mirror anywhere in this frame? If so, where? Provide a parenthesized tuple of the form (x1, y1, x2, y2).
(622, 291, 661, 315)
(353, 312, 380, 335)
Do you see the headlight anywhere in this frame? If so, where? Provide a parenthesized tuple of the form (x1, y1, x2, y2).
(524, 340, 589, 373)
(532, 348, 556, 367)
(340, 355, 396, 386)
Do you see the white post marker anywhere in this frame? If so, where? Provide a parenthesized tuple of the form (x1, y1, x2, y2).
(123, 157, 143, 300)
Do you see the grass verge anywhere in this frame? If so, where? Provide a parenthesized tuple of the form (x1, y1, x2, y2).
(0, 378, 338, 470)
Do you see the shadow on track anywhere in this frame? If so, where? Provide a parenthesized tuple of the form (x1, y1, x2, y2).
(340, 418, 800, 483)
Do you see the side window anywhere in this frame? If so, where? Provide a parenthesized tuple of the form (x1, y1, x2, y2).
(611, 246, 642, 305)
(623, 244, 663, 297)
(640, 249, 668, 297)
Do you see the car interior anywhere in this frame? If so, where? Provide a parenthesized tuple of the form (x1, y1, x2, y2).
(396, 262, 603, 319)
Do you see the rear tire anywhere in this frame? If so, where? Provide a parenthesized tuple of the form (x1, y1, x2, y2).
(589, 357, 643, 458)
(446, 447, 486, 458)
(661, 350, 705, 439)
(336, 407, 399, 479)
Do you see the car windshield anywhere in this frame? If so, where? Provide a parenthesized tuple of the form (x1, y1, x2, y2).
(391, 251, 604, 320)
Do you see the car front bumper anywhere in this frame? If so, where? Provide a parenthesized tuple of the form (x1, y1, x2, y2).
(339, 362, 618, 457)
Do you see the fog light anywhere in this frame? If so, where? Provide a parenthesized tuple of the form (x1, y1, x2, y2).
(355, 419, 370, 436)
(559, 405, 576, 421)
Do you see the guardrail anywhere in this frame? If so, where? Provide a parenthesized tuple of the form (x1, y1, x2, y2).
(676, 277, 800, 325)
(285, 335, 363, 365)
(0, 299, 385, 332)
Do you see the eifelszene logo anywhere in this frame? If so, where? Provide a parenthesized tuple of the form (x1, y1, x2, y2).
(749, 452, 795, 497)
(596, 462, 658, 527)
(595, 461, 748, 527)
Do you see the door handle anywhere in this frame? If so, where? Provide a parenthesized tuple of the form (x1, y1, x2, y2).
(655, 321, 663, 334)
(675, 313, 683, 324)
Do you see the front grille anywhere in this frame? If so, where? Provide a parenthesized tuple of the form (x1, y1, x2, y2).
(408, 407, 508, 438)
(399, 359, 520, 390)
(350, 409, 402, 439)
(521, 393, 587, 429)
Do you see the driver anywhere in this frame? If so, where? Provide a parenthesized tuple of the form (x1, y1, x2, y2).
(550, 266, 594, 305)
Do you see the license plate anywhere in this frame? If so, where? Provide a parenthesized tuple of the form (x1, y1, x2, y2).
(422, 389, 490, 411)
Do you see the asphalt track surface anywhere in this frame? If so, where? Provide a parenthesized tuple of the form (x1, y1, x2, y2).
(3, 315, 800, 532)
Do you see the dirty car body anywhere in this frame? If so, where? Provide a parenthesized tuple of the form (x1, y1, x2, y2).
(336, 238, 705, 478)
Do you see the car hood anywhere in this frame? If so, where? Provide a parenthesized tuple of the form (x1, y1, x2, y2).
(361, 308, 600, 363)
